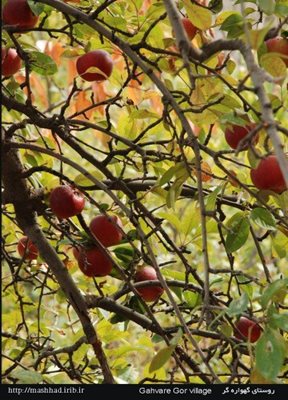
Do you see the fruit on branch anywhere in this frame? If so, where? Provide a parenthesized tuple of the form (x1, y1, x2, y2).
(78, 247, 112, 277)
(234, 317, 262, 343)
(265, 37, 288, 67)
(17, 236, 38, 260)
(49, 185, 85, 219)
(76, 50, 113, 82)
(250, 155, 287, 194)
(2, 0, 39, 29)
(1, 48, 22, 76)
(89, 214, 123, 247)
(181, 18, 198, 41)
(134, 266, 164, 302)
(224, 122, 257, 150)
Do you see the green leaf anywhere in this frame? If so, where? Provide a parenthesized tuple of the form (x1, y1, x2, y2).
(221, 113, 249, 127)
(269, 312, 288, 331)
(237, 275, 254, 299)
(275, 1, 288, 16)
(225, 213, 250, 253)
(28, 51, 58, 76)
(220, 95, 242, 109)
(205, 185, 222, 212)
(169, 285, 183, 301)
(220, 13, 246, 39)
(250, 207, 276, 230)
(260, 279, 288, 309)
(152, 334, 165, 344)
(24, 153, 38, 167)
(257, 0, 276, 14)
(113, 246, 134, 263)
(11, 369, 43, 384)
(158, 163, 186, 186)
(170, 327, 184, 346)
(183, 0, 212, 30)
(159, 165, 178, 186)
(129, 109, 159, 120)
(215, 11, 239, 26)
(27, 0, 45, 15)
(226, 59, 236, 74)
(183, 291, 201, 308)
(248, 146, 260, 169)
(255, 328, 286, 380)
(250, 367, 278, 384)
(226, 292, 249, 317)
(220, 322, 233, 337)
(157, 212, 181, 232)
(220, 13, 243, 29)
(149, 345, 176, 373)
(166, 174, 187, 209)
(272, 231, 288, 259)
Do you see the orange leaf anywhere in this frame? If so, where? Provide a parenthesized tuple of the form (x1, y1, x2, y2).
(92, 82, 108, 116)
(150, 94, 163, 115)
(16, 73, 48, 107)
(139, 0, 152, 15)
(44, 42, 64, 66)
(67, 59, 78, 85)
(94, 130, 111, 146)
(128, 79, 143, 106)
(74, 91, 93, 120)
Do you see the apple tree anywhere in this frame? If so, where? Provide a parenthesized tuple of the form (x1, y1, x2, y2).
(1, 0, 288, 385)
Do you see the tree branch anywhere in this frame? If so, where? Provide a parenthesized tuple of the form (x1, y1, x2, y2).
(1, 132, 115, 384)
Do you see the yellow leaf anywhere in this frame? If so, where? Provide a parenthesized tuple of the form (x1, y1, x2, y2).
(260, 53, 287, 80)
(183, 0, 212, 30)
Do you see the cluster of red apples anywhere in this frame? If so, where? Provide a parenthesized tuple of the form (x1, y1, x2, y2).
(225, 119, 286, 193)
(49, 185, 119, 279)
(17, 185, 163, 302)
(225, 116, 286, 193)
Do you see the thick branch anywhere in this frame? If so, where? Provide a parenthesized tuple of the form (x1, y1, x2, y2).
(1, 134, 115, 384)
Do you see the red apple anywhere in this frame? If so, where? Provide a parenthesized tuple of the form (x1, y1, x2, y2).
(266, 37, 288, 67)
(49, 185, 85, 219)
(181, 18, 197, 41)
(2, 48, 22, 77)
(76, 50, 113, 82)
(78, 246, 112, 277)
(17, 236, 38, 260)
(225, 122, 257, 150)
(134, 266, 164, 302)
(89, 214, 123, 247)
(234, 317, 262, 343)
(2, 0, 39, 29)
(250, 155, 287, 194)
